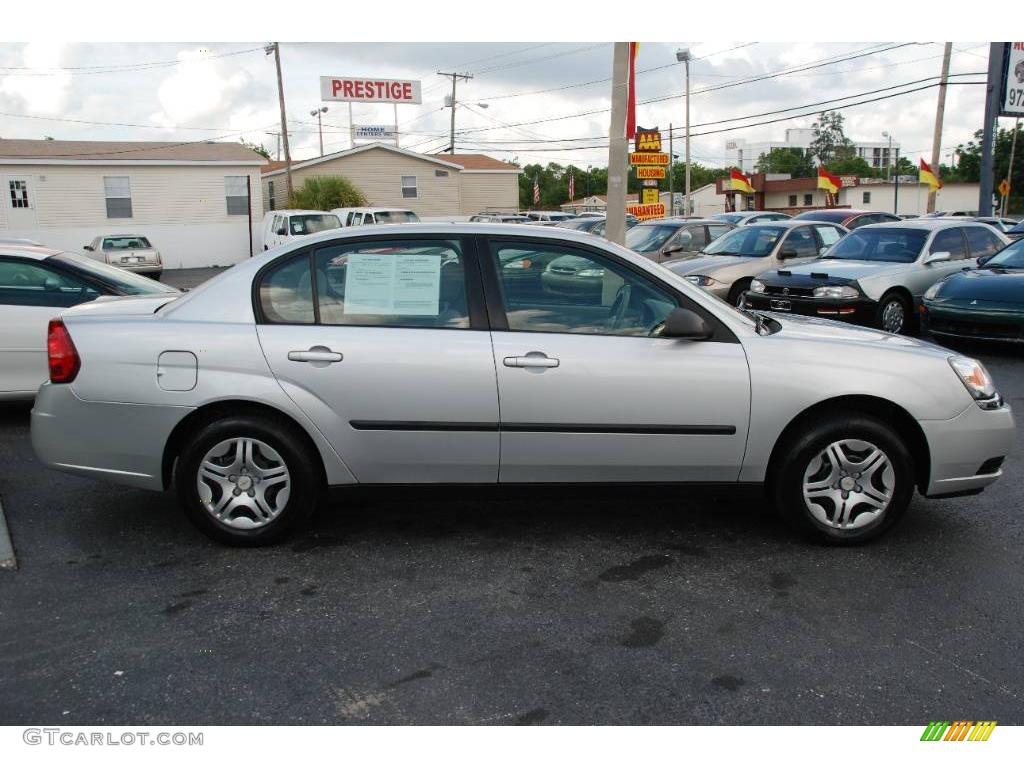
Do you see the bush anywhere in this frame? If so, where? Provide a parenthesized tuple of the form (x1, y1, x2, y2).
(287, 175, 367, 210)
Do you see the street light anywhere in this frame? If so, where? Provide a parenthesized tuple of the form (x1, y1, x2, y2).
(676, 48, 692, 216)
(311, 106, 328, 156)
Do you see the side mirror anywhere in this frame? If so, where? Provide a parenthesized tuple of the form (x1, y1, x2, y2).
(83, 245, 93, 251)
(779, 247, 799, 259)
(660, 307, 712, 340)
(818, 246, 830, 256)
(924, 250, 951, 265)
(666, 231, 693, 253)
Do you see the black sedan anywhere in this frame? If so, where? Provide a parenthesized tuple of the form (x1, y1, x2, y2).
(921, 238, 1024, 344)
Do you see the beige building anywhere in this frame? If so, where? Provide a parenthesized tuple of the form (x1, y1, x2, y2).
(262, 143, 519, 217)
(0, 139, 266, 269)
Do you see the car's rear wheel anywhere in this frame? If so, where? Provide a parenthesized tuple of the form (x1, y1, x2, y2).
(772, 413, 914, 545)
(174, 415, 321, 546)
(875, 291, 910, 334)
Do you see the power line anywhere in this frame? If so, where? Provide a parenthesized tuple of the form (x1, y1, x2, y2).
(0, 46, 266, 76)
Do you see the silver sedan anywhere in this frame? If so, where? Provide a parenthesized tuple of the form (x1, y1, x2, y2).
(31, 223, 1015, 546)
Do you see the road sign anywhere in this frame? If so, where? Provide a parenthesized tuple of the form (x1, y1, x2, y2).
(636, 166, 666, 180)
(999, 178, 1011, 197)
(629, 152, 669, 166)
(640, 188, 660, 204)
(627, 202, 666, 220)
(1002, 43, 1024, 116)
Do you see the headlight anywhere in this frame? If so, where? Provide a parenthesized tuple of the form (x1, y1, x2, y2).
(813, 285, 860, 299)
(576, 268, 605, 278)
(750, 279, 766, 293)
(948, 355, 999, 404)
(685, 275, 718, 287)
(923, 282, 942, 301)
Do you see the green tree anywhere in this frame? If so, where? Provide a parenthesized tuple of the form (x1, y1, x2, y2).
(755, 147, 816, 177)
(288, 175, 366, 210)
(938, 124, 1024, 213)
(809, 111, 855, 164)
(241, 138, 272, 160)
(826, 156, 876, 177)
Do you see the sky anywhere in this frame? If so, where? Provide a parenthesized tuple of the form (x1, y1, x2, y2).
(0, 41, 999, 170)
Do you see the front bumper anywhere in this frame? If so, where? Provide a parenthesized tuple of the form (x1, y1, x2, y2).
(919, 399, 1015, 497)
(744, 291, 878, 326)
(920, 302, 1024, 344)
(32, 382, 190, 491)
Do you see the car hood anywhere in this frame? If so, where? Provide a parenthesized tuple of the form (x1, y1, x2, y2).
(777, 258, 908, 282)
(759, 308, 952, 358)
(933, 268, 1024, 305)
(62, 294, 179, 317)
(664, 254, 754, 275)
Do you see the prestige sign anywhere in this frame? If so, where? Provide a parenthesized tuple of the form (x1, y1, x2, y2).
(320, 76, 423, 104)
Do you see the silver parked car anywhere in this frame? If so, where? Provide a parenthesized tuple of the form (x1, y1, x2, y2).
(84, 234, 164, 279)
(625, 218, 736, 263)
(744, 220, 1011, 334)
(31, 224, 1014, 547)
(0, 244, 177, 400)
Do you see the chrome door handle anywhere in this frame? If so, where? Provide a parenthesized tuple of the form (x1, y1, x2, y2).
(288, 348, 343, 363)
(503, 352, 559, 369)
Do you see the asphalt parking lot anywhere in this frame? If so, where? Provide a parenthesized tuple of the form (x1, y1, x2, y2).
(1, 268, 1022, 725)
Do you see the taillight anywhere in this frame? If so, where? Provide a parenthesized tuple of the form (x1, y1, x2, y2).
(47, 319, 81, 383)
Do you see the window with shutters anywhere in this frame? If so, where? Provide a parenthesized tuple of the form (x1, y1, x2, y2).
(104, 176, 132, 218)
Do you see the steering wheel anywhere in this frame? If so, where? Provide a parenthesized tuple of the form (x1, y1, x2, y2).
(607, 284, 632, 330)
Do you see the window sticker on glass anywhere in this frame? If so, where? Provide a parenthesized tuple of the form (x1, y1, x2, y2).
(344, 252, 442, 316)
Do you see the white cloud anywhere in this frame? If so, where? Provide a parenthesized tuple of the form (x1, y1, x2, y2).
(0, 42, 73, 114)
(150, 49, 253, 127)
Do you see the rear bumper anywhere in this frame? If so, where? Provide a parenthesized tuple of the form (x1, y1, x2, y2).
(744, 291, 878, 326)
(111, 262, 162, 274)
(31, 382, 190, 491)
(919, 400, 1016, 497)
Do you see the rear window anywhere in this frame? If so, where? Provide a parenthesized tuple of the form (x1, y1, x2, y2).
(103, 236, 151, 250)
(49, 252, 176, 295)
(374, 210, 420, 224)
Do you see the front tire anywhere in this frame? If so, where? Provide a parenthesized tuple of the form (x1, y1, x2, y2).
(728, 280, 750, 307)
(174, 415, 321, 546)
(875, 291, 910, 334)
(772, 413, 914, 545)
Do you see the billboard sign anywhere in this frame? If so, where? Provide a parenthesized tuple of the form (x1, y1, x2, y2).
(636, 166, 666, 180)
(353, 125, 398, 142)
(1002, 42, 1024, 116)
(626, 202, 666, 220)
(321, 76, 423, 104)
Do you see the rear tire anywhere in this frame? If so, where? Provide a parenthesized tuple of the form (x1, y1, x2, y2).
(771, 413, 914, 545)
(174, 414, 321, 546)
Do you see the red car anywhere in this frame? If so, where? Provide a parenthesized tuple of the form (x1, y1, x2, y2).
(791, 209, 901, 229)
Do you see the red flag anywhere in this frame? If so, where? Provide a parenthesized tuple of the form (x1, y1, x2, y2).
(817, 166, 841, 194)
(568, 171, 575, 201)
(919, 159, 942, 191)
(729, 168, 755, 194)
(626, 42, 639, 140)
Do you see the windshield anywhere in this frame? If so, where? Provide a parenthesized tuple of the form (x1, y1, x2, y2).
(626, 224, 679, 251)
(374, 210, 419, 224)
(50, 252, 177, 295)
(702, 225, 786, 257)
(986, 239, 1024, 268)
(289, 214, 341, 235)
(103, 236, 152, 250)
(822, 227, 927, 263)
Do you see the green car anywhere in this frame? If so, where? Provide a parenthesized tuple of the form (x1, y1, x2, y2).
(921, 237, 1024, 343)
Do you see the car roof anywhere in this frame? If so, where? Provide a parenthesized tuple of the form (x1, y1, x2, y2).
(101, 234, 150, 238)
(855, 218, 995, 231)
(647, 218, 728, 225)
(0, 244, 62, 260)
(741, 219, 828, 229)
(266, 209, 338, 217)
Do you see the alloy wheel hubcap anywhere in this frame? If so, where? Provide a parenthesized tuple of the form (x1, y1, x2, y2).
(196, 437, 291, 529)
(881, 300, 904, 333)
(801, 439, 894, 530)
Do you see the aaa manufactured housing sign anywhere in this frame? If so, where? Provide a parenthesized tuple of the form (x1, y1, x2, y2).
(629, 152, 670, 166)
(321, 76, 423, 104)
(636, 166, 666, 180)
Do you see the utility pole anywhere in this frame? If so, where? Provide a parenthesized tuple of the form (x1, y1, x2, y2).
(606, 43, 630, 246)
(437, 71, 473, 153)
(980, 43, 1007, 216)
(677, 48, 692, 216)
(893, 145, 900, 215)
(267, 43, 293, 200)
(927, 42, 953, 214)
(668, 122, 675, 216)
(1002, 117, 1020, 217)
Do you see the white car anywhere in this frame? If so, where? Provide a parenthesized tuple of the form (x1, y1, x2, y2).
(332, 207, 420, 226)
(260, 210, 343, 250)
(83, 234, 163, 279)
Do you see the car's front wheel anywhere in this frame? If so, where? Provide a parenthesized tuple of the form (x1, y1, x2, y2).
(728, 279, 750, 307)
(174, 414, 321, 546)
(772, 413, 914, 545)
(875, 291, 910, 334)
